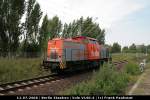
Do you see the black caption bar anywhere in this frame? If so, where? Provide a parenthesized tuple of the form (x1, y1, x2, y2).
(0, 95, 147, 100)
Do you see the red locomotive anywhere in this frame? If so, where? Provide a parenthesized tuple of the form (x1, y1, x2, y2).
(43, 36, 111, 73)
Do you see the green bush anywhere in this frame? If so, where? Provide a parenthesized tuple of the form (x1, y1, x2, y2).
(146, 55, 150, 62)
(124, 62, 140, 75)
(64, 64, 130, 95)
(64, 58, 143, 95)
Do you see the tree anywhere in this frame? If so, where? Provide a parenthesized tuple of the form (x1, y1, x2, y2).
(47, 16, 62, 39)
(79, 17, 105, 44)
(62, 23, 69, 38)
(0, 0, 25, 56)
(141, 45, 146, 53)
(0, 0, 9, 56)
(61, 17, 105, 44)
(111, 43, 121, 53)
(129, 43, 136, 53)
(25, 0, 42, 43)
(30, 3, 43, 42)
(8, 0, 25, 53)
(39, 14, 49, 52)
(122, 46, 129, 53)
(96, 29, 105, 44)
(23, 0, 42, 56)
(147, 45, 150, 54)
(25, 0, 35, 42)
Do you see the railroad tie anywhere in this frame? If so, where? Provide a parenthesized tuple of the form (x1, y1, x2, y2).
(14, 83, 21, 87)
(21, 82, 27, 85)
(0, 93, 4, 96)
(44, 78, 49, 81)
(45, 82, 51, 85)
(33, 80, 40, 82)
(39, 79, 45, 81)
(8, 91, 15, 94)
(6, 85, 13, 89)
(17, 89, 23, 92)
(39, 83, 44, 86)
(26, 87, 31, 90)
(0, 87, 4, 91)
(28, 81, 34, 84)
(33, 85, 38, 88)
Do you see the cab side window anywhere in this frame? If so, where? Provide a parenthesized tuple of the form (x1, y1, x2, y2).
(89, 40, 97, 44)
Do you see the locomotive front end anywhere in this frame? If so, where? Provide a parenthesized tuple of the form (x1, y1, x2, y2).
(43, 38, 66, 72)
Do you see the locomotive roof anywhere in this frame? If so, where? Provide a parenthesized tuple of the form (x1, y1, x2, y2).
(51, 36, 97, 41)
(72, 36, 97, 41)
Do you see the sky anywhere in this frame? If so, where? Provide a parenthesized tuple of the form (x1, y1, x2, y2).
(37, 0, 150, 47)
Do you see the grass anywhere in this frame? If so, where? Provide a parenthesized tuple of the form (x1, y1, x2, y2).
(124, 62, 141, 75)
(0, 53, 149, 94)
(62, 53, 148, 95)
(0, 58, 49, 84)
(112, 53, 137, 62)
(63, 64, 130, 95)
(132, 63, 150, 95)
(112, 53, 148, 63)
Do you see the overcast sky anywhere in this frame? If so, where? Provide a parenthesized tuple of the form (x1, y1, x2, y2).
(37, 0, 150, 47)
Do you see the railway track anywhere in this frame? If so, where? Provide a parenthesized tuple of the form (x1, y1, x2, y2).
(113, 60, 128, 65)
(112, 60, 128, 70)
(0, 73, 62, 95)
(0, 70, 91, 95)
(0, 60, 128, 95)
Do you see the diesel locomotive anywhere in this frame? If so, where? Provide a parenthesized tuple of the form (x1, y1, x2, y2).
(42, 36, 111, 73)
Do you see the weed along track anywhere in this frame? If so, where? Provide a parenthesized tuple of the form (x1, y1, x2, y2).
(0, 73, 63, 95)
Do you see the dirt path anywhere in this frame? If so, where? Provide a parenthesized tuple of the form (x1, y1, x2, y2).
(127, 63, 150, 95)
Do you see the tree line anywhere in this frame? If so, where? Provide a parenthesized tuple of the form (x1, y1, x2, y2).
(2, 0, 146, 58)
(110, 42, 150, 54)
(0, 0, 105, 57)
